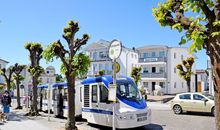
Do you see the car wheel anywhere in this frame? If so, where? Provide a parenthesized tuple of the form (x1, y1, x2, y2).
(212, 107, 215, 116)
(173, 105, 182, 114)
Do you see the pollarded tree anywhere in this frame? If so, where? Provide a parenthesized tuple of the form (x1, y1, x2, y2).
(153, 0, 220, 128)
(25, 43, 44, 115)
(0, 67, 14, 91)
(43, 20, 90, 130)
(131, 67, 142, 86)
(55, 74, 64, 82)
(176, 57, 194, 92)
(98, 70, 105, 76)
(12, 63, 26, 109)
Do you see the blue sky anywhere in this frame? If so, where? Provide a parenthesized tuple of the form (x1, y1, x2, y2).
(0, 0, 208, 73)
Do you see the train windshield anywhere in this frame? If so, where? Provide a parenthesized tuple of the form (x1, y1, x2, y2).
(116, 80, 142, 101)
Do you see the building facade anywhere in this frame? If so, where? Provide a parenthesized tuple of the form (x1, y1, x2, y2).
(84, 40, 196, 94)
(0, 59, 9, 85)
(20, 66, 56, 96)
(84, 40, 138, 77)
(137, 46, 196, 94)
(207, 59, 214, 95)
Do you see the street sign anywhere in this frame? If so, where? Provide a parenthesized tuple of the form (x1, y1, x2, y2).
(113, 62, 120, 73)
(108, 84, 117, 101)
(108, 40, 122, 60)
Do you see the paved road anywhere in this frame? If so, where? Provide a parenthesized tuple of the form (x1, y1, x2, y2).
(0, 102, 215, 130)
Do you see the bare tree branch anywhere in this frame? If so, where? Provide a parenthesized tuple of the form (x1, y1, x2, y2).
(198, 0, 215, 23)
(215, 0, 220, 20)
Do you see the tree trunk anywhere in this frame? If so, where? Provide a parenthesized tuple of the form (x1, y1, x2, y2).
(186, 79, 191, 92)
(31, 76, 38, 115)
(16, 78, 22, 109)
(213, 62, 220, 130)
(65, 75, 77, 130)
(6, 80, 10, 91)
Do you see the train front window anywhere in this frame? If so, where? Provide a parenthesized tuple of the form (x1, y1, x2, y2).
(116, 81, 142, 101)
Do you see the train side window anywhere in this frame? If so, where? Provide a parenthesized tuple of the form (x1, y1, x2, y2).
(64, 88, 68, 101)
(43, 90, 47, 99)
(53, 89, 57, 100)
(100, 85, 108, 103)
(92, 85, 98, 103)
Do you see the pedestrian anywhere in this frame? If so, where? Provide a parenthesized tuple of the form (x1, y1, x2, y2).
(1, 90, 12, 120)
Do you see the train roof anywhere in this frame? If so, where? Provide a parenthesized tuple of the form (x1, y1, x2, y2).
(81, 75, 133, 87)
(37, 84, 48, 88)
(52, 82, 67, 88)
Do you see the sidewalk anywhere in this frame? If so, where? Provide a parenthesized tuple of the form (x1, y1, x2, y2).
(0, 110, 52, 130)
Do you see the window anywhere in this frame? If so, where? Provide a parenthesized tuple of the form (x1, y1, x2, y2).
(131, 53, 134, 58)
(92, 85, 98, 103)
(143, 67, 149, 73)
(181, 55, 183, 60)
(193, 94, 205, 100)
(143, 82, 148, 88)
(159, 51, 165, 57)
(159, 82, 165, 88)
(174, 68, 176, 73)
(152, 52, 156, 57)
(46, 70, 50, 74)
(143, 53, 148, 58)
(93, 52, 97, 59)
(152, 67, 156, 73)
(174, 53, 176, 59)
(117, 81, 141, 100)
(182, 82, 184, 88)
(159, 67, 164, 73)
(53, 89, 57, 100)
(179, 94, 191, 100)
(100, 85, 108, 103)
(63, 88, 68, 101)
(0, 64, 1, 69)
(99, 52, 104, 58)
(43, 89, 47, 99)
(174, 82, 176, 88)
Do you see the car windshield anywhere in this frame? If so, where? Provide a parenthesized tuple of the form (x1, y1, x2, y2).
(202, 93, 214, 100)
(116, 80, 142, 101)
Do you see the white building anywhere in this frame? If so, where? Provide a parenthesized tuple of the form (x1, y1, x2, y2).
(0, 58, 9, 85)
(137, 46, 196, 94)
(207, 59, 214, 95)
(84, 40, 196, 94)
(84, 40, 138, 77)
(20, 66, 56, 96)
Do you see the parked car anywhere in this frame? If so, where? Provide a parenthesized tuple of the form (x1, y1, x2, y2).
(170, 92, 215, 116)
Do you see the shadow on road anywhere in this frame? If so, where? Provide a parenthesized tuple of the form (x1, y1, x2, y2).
(181, 112, 214, 117)
(87, 123, 164, 130)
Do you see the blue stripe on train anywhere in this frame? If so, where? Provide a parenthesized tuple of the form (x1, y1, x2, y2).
(82, 108, 113, 115)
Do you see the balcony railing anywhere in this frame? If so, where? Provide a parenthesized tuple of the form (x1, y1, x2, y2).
(141, 72, 167, 78)
(139, 57, 167, 63)
(91, 55, 111, 62)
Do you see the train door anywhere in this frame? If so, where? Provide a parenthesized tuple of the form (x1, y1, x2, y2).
(53, 86, 64, 117)
(97, 84, 113, 127)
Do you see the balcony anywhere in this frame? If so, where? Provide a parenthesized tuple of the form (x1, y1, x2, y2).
(91, 55, 111, 62)
(140, 72, 167, 78)
(139, 57, 167, 63)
